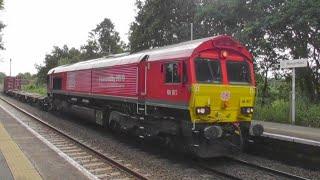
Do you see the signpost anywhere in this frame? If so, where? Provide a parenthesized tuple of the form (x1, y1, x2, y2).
(280, 58, 308, 124)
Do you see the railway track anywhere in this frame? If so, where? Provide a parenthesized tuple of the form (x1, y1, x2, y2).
(1, 94, 315, 180)
(0, 96, 149, 180)
(197, 156, 310, 180)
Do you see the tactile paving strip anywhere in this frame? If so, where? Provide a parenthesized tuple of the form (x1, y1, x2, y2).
(0, 123, 42, 180)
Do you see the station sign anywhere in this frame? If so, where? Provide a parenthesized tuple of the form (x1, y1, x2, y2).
(280, 58, 308, 69)
(279, 58, 308, 125)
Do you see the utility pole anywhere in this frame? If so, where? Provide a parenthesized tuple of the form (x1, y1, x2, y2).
(190, 23, 193, 40)
(10, 58, 12, 76)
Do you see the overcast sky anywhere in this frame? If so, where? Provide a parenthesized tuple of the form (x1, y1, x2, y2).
(0, 0, 137, 76)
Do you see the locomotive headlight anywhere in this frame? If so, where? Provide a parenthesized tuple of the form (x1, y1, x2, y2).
(241, 107, 254, 115)
(221, 50, 228, 59)
(195, 107, 210, 115)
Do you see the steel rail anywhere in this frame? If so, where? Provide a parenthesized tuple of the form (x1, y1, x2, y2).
(196, 161, 241, 180)
(0, 96, 149, 180)
(197, 156, 310, 180)
(223, 157, 310, 180)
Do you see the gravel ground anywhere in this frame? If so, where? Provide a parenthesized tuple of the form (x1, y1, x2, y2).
(1, 94, 319, 180)
(228, 152, 319, 179)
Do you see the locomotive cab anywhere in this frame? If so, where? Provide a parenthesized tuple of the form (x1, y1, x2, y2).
(186, 41, 262, 157)
(189, 52, 255, 123)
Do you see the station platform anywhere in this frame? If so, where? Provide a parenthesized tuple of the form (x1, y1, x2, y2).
(252, 120, 320, 147)
(0, 106, 89, 179)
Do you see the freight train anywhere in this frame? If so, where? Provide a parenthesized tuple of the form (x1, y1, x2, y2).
(4, 35, 264, 157)
(3, 76, 22, 92)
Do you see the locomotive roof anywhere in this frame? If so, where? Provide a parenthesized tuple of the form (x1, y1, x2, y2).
(48, 35, 248, 74)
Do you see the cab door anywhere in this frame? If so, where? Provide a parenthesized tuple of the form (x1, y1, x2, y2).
(163, 62, 181, 100)
(137, 56, 148, 115)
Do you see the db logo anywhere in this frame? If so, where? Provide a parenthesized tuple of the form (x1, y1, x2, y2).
(220, 91, 231, 101)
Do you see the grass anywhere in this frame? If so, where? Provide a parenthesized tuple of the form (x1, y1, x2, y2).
(22, 84, 47, 96)
(254, 98, 320, 128)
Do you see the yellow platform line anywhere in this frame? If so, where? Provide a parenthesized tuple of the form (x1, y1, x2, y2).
(0, 123, 42, 180)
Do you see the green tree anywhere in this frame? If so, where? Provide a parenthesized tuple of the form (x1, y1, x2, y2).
(17, 72, 34, 86)
(36, 45, 82, 84)
(58, 46, 82, 66)
(265, 0, 320, 101)
(80, 40, 100, 60)
(129, 0, 196, 52)
(17, 72, 32, 80)
(89, 18, 124, 56)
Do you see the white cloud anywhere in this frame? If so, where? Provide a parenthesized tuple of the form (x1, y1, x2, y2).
(0, 0, 137, 75)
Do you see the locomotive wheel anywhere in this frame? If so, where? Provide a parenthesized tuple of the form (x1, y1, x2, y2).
(109, 120, 120, 132)
(108, 111, 121, 132)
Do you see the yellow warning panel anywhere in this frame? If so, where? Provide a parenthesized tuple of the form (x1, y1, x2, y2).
(0, 123, 42, 180)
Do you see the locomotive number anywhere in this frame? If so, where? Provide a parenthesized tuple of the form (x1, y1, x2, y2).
(167, 89, 178, 96)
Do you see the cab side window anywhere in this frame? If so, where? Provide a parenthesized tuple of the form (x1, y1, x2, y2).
(53, 77, 62, 90)
(165, 62, 180, 83)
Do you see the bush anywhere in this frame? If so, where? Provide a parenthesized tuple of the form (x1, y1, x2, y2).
(254, 99, 290, 124)
(254, 97, 320, 128)
(296, 101, 320, 127)
(22, 84, 47, 96)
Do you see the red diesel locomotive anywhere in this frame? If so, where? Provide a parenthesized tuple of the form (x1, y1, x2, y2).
(47, 35, 263, 157)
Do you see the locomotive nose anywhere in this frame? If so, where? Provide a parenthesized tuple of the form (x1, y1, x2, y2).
(203, 126, 223, 140)
(250, 124, 264, 136)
